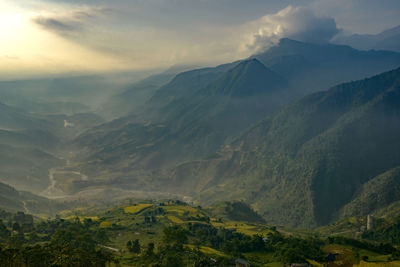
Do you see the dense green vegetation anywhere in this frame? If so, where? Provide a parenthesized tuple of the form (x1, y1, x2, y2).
(190, 66, 400, 227)
(363, 216, 400, 245)
(340, 167, 400, 218)
(1, 200, 400, 266)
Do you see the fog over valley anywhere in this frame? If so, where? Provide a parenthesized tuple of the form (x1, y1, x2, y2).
(1, 1, 400, 266)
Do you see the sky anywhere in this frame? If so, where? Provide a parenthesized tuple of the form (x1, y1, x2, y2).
(0, 0, 399, 79)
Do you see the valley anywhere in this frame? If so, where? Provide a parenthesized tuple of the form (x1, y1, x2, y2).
(0, 22, 400, 266)
(2, 39, 400, 226)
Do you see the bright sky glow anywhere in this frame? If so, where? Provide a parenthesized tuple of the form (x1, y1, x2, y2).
(0, 0, 398, 79)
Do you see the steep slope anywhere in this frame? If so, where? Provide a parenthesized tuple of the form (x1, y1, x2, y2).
(98, 67, 194, 119)
(0, 144, 63, 193)
(205, 58, 285, 97)
(339, 166, 400, 218)
(167, 67, 400, 227)
(146, 61, 239, 115)
(0, 181, 64, 215)
(75, 60, 286, 176)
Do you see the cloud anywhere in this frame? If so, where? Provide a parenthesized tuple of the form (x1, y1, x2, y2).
(33, 17, 79, 33)
(244, 5, 340, 53)
(31, 6, 111, 37)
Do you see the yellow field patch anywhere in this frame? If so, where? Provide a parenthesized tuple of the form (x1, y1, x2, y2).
(211, 221, 271, 236)
(167, 215, 185, 224)
(186, 220, 208, 224)
(123, 204, 153, 214)
(164, 205, 202, 215)
(307, 260, 324, 267)
(185, 245, 227, 257)
(99, 221, 113, 228)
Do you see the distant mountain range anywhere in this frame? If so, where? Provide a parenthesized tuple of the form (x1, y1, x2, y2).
(333, 25, 400, 52)
(256, 38, 400, 94)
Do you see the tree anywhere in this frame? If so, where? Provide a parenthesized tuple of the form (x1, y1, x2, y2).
(0, 220, 10, 240)
(162, 226, 188, 250)
(12, 222, 21, 232)
(127, 239, 141, 253)
(145, 242, 155, 257)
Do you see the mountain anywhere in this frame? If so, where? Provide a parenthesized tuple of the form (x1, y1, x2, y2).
(74, 59, 287, 178)
(174, 67, 400, 227)
(0, 180, 65, 215)
(0, 144, 63, 193)
(339, 166, 400, 218)
(255, 38, 400, 95)
(146, 61, 239, 114)
(99, 65, 198, 119)
(70, 42, 400, 227)
(0, 182, 66, 215)
(0, 102, 52, 131)
(333, 25, 400, 52)
(205, 58, 285, 97)
(0, 128, 59, 151)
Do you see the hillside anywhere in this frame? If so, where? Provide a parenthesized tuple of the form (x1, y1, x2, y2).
(0, 102, 53, 131)
(0, 144, 64, 193)
(100, 66, 197, 119)
(68, 43, 400, 228)
(74, 59, 287, 173)
(2, 199, 400, 266)
(206, 201, 266, 223)
(186, 67, 400, 227)
(0, 181, 65, 215)
(340, 167, 400, 218)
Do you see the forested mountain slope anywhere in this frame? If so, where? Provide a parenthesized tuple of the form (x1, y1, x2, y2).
(184, 67, 400, 227)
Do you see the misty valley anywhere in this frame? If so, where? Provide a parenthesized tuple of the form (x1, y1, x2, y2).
(1, 2, 400, 266)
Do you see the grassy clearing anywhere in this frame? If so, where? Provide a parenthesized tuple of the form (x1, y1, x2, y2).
(167, 215, 185, 224)
(123, 204, 153, 214)
(211, 220, 272, 236)
(99, 221, 112, 228)
(164, 205, 205, 217)
(185, 245, 227, 257)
